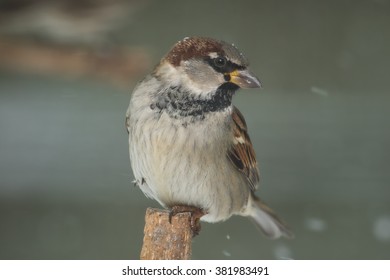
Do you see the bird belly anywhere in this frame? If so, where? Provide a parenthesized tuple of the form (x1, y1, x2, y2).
(129, 111, 250, 223)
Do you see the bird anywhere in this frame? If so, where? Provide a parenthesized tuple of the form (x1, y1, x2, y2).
(126, 37, 293, 239)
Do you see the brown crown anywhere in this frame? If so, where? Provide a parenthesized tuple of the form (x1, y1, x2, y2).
(165, 37, 224, 66)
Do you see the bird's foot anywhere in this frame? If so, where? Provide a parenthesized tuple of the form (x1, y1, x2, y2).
(169, 205, 206, 236)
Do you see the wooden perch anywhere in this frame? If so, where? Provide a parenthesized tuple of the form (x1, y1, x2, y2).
(140, 208, 193, 260)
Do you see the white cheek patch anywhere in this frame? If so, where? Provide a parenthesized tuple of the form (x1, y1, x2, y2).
(181, 73, 214, 96)
(179, 61, 225, 96)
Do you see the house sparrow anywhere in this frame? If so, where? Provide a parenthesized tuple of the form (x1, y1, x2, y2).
(126, 37, 293, 239)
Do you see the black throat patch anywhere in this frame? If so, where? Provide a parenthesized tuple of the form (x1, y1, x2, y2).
(150, 83, 238, 120)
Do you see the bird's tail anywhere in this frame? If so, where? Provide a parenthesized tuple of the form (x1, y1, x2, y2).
(246, 195, 294, 239)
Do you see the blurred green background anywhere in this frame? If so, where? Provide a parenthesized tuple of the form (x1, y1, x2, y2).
(0, 0, 389, 259)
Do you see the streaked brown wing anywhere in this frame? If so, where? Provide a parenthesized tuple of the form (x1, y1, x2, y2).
(227, 106, 260, 191)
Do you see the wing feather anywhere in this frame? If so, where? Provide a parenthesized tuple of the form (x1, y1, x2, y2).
(227, 106, 260, 190)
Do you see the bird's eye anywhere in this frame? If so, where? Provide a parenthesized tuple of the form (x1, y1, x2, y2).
(214, 57, 227, 68)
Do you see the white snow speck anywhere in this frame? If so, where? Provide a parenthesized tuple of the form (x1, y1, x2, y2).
(226, 234, 230, 240)
(311, 86, 329, 97)
(373, 216, 390, 242)
(304, 217, 327, 232)
(222, 250, 231, 257)
(273, 244, 293, 260)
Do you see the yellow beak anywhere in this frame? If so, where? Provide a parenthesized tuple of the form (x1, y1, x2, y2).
(229, 69, 261, 89)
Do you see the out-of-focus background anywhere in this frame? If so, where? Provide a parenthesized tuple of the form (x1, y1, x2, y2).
(1, 0, 389, 260)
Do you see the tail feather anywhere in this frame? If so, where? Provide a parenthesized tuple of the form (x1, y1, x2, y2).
(247, 196, 294, 239)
